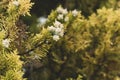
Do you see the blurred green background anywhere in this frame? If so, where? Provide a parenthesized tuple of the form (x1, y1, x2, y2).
(30, 0, 119, 17)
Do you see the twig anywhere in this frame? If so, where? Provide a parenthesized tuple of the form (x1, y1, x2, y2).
(18, 41, 45, 56)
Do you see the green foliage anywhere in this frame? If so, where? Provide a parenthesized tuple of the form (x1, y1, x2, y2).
(0, 0, 33, 80)
(81, 7, 120, 80)
(66, 75, 83, 80)
(29, 6, 120, 80)
(0, 50, 25, 80)
(0, 0, 120, 80)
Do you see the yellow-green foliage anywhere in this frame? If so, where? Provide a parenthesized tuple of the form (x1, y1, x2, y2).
(66, 75, 83, 80)
(31, 6, 120, 80)
(82, 8, 120, 80)
(8, 0, 33, 16)
(0, 0, 120, 80)
(0, 50, 25, 80)
(0, 0, 33, 80)
(0, 30, 5, 46)
(0, 0, 33, 40)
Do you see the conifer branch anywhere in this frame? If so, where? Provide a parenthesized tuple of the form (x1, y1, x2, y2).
(18, 40, 45, 56)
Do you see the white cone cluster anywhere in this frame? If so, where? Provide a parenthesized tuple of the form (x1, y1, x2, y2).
(56, 7, 68, 15)
(47, 7, 79, 41)
(48, 20, 64, 41)
(72, 9, 78, 17)
(2, 39, 10, 48)
(56, 6, 69, 21)
(57, 14, 64, 20)
(12, 1, 20, 6)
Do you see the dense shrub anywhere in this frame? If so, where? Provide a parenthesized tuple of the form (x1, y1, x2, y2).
(0, 0, 120, 80)
(34, 6, 120, 80)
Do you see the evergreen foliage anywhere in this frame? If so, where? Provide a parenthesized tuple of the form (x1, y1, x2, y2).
(0, 0, 120, 80)
(0, 0, 33, 80)
(0, 50, 24, 80)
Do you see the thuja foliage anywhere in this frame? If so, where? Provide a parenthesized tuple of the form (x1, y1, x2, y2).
(0, 1, 120, 80)
(32, 6, 119, 80)
(0, 0, 33, 80)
